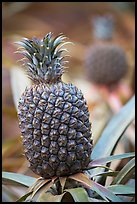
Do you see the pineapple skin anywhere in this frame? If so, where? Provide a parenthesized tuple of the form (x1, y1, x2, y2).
(18, 82, 93, 178)
(85, 44, 128, 85)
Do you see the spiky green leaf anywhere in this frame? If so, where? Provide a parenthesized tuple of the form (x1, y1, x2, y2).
(111, 158, 135, 185)
(107, 184, 135, 195)
(16, 191, 33, 202)
(2, 172, 36, 187)
(37, 191, 66, 202)
(65, 188, 90, 202)
(69, 173, 122, 202)
(91, 96, 135, 160)
(89, 96, 135, 182)
(87, 152, 135, 168)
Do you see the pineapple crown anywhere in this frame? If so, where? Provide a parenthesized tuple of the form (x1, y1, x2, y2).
(15, 32, 72, 84)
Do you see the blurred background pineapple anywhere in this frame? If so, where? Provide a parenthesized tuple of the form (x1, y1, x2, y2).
(2, 2, 135, 201)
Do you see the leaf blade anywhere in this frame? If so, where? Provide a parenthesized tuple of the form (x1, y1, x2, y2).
(88, 152, 135, 168)
(107, 184, 135, 195)
(37, 191, 66, 202)
(16, 191, 33, 202)
(89, 96, 135, 182)
(91, 96, 135, 160)
(111, 158, 135, 185)
(69, 173, 122, 202)
(2, 172, 36, 187)
(65, 188, 90, 202)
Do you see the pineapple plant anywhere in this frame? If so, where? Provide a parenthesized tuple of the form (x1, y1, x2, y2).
(86, 13, 128, 87)
(2, 95, 135, 202)
(16, 32, 93, 178)
(2, 32, 135, 202)
(85, 43, 128, 86)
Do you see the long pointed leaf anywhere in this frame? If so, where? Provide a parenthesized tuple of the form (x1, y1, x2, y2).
(30, 179, 52, 199)
(37, 191, 66, 202)
(69, 173, 122, 202)
(111, 158, 135, 185)
(90, 171, 118, 178)
(91, 96, 135, 160)
(107, 184, 135, 195)
(16, 191, 33, 202)
(87, 152, 135, 168)
(29, 177, 56, 201)
(88, 197, 107, 202)
(90, 181, 123, 202)
(65, 188, 90, 202)
(2, 172, 36, 187)
(89, 96, 135, 182)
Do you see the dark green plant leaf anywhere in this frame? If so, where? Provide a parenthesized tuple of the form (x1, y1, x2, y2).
(30, 179, 52, 200)
(37, 191, 66, 202)
(89, 96, 135, 182)
(111, 158, 135, 185)
(87, 165, 114, 171)
(27, 177, 45, 193)
(87, 152, 135, 168)
(35, 179, 57, 202)
(2, 185, 18, 202)
(69, 173, 122, 202)
(16, 191, 33, 202)
(120, 168, 135, 184)
(107, 184, 135, 195)
(2, 172, 36, 187)
(91, 96, 135, 160)
(88, 197, 107, 202)
(90, 170, 118, 178)
(65, 188, 90, 202)
(90, 181, 123, 202)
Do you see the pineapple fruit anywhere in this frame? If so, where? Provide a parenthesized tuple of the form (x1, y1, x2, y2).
(85, 43, 128, 86)
(17, 32, 93, 179)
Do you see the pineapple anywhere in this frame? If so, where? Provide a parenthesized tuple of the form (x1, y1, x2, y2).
(17, 32, 93, 179)
(85, 44, 128, 86)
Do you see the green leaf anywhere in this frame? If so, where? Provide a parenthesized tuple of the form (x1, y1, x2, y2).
(88, 197, 107, 202)
(69, 173, 122, 202)
(90, 181, 123, 202)
(16, 191, 33, 202)
(89, 96, 135, 182)
(15, 41, 34, 54)
(69, 173, 94, 190)
(2, 172, 36, 187)
(111, 158, 135, 185)
(37, 191, 66, 202)
(90, 170, 118, 178)
(107, 184, 135, 195)
(27, 177, 45, 193)
(65, 188, 90, 202)
(87, 152, 135, 168)
(30, 179, 53, 200)
(34, 179, 57, 202)
(2, 185, 18, 202)
(91, 96, 135, 160)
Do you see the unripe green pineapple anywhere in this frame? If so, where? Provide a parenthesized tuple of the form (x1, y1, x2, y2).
(17, 33, 93, 179)
(85, 44, 128, 85)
